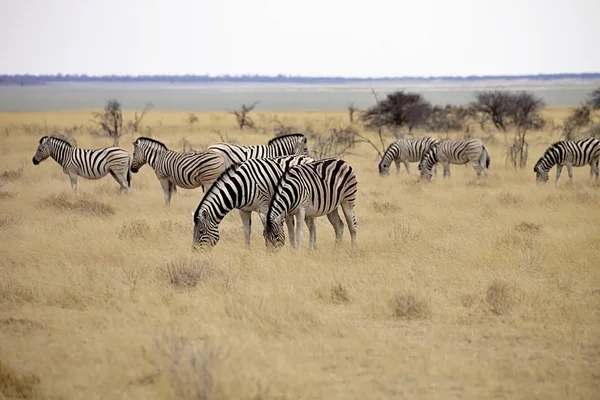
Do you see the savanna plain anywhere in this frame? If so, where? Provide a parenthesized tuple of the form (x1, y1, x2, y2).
(0, 108, 599, 400)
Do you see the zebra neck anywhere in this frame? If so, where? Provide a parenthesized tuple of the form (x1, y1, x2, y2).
(205, 181, 247, 223)
(146, 147, 166, 169)
(49, 144, 71, 166)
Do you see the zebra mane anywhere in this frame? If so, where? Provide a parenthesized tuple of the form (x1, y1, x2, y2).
(265, 161, 299, 225)
(267, 133, 306, 146)
(44, 136, 72, 148)
(135, 136, 168, 150)
(193, 162, 244, 220)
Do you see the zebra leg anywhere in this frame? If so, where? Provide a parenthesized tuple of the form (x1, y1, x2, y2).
(159, 179, 172, 207)
(443, 163, 451, 178)
(395, 160, 401, 176)
(567, 164, 574, 183)
(555, 165, 563, 186)
(109, 170, 129, 194)
(326, 209, 344, 247)
(341, 203, 357, 248)
(69, 173, 78, 194)
(403, 161, 411, 176)
(305, 216, 317, 250)
(295, 209, 306, 249)
(238, 210, 252, 248)
(285, 216, 296, 249)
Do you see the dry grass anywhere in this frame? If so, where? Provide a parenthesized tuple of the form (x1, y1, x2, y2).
(0, 108, 599, 399)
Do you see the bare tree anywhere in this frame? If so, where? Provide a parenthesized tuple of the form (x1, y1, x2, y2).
(470, 91, 512, 132)
(361, 90, 432, 136)
(586, 88, 600, 109)
(427, 105, 472, 139)
(347, 103, 358, 123)
(127, 102, 154, 133)
(555, 105, 593, 140)
(505, 92, 545, 169)
(231, 101, 259, 130)
(92, 98, 124, 146)
(188, 113, 199, 132)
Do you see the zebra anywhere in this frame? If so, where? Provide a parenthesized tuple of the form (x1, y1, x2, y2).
(130, 137, 227, 207)
(192, 155, 315, 250)
(207, 133, 309, 168)
(32, 135, 131, 193)
(379, 136, 440, 176)
(261, 158, 358, 251)
(533, 137, 600, 185)
(418, 138, 490, 181)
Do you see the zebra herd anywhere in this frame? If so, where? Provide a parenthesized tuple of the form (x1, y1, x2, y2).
(31, 133, 600, 251)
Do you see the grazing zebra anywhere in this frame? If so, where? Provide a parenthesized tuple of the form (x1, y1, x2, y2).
(130, 137, 227, 207)
(379, 136, 440, 176)
(533, 137, 600, 184)
(207, 133, 309, 168)
(418, 138, 490, 180)
(261, 158, 358, 251)
(192, 155, 315, 249)
(32, 136, 131, 193)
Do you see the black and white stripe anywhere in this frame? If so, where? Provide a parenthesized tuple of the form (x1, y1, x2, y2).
(131, 137, 227, 207)
(32, 135, 131, 193)
(379, 136, 440, 176)
(418, 138, 490, 180)
(207, 133, 309, 167)
(192, 155, 315, 249)
(533, 137, 600, 184)
(262, 158, 358, 250)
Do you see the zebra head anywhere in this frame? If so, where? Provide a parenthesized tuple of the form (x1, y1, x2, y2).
(418, 146, 437, 181)
(192, 209, 220, 250)
(130, 139, 147, 173)
(131, 137, 166, 173)
(261, 211, 286, 251)
(378, 155, 392, 177)
(32, 136, 52, 165)
(533, 162, 549, 184)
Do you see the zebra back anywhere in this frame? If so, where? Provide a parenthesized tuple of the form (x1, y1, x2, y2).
(534, 137, 600, 173)
(266, 158, 357, 226)
(379, 136, 439, 174)
(207, 133, 308, 166)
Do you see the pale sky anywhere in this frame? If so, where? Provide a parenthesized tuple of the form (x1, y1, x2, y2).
(1, 0, 598, 77)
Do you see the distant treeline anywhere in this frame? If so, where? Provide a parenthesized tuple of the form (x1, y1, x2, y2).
(1, 73, 600, 86)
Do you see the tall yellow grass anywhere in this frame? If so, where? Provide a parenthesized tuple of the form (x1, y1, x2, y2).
(0, 108, 599, 399)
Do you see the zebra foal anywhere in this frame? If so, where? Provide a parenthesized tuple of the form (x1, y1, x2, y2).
(130, 137, 227, 207)
(533, 137, 600, 185)
(379, 136, 439, 176)
(192, 155, 315, 250)
(261, 158, 358, 251)
(32, 136, 131, 193)
(207, 133, 309, 168)
(418, 138, 490, 180)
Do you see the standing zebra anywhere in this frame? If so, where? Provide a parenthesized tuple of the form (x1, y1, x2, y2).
(32, 136, 131, 193)
(379, 136, 440, 176)
(261, 158, 358, 251)
(418, 138, 490, 181)
(207, 133, 309, 168)
(533, 137, 600, 185)
(192, 155, 315, 249)
(130, 137, 227, 207)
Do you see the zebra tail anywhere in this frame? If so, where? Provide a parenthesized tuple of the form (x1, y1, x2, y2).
(127, 162, 132, 187)
(483, 145, 491, 169)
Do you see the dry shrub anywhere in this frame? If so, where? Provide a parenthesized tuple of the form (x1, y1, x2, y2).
(497, 190, 523, 205)
(163, 259, 216, 289)
(466, 179, 488, 188)
(0, 163, 24, 183)
(0, 360, 40, 399)
(371, 201, 401, 215)
(0, 214, 20, 229)
(142, 333, 232, 400)
(514, 221, 542, 234)
(117, 220, 152, 240)
(38, 193, 115, 217)
(485, 279, 519, 316)
(519, 248, 544, 270)
(391, 292, 430, 319)
(317, 282, 351, 304)
(389, 222, 422, 244)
